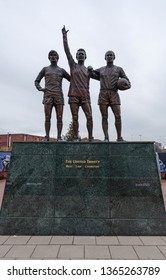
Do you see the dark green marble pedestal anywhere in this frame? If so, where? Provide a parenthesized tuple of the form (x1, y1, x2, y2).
(0, 141, 165, 235)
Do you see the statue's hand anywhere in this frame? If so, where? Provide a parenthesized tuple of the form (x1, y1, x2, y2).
(62, 25, 69, 34)
(39, 88, 46, 92)
(87, 66, 93, 72)
(116, 78, 131, 91)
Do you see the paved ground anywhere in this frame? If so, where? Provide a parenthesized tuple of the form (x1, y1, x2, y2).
(0, 179, 166, 260)
(1, 235, 166, 260)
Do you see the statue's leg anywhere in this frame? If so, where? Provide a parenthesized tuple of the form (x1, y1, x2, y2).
(99, 104, 109, 141)
(82, 103, 93, 141)
(55, 104, 64, 140)
(111, 105, 123, 141)
(70, 103, 79, 139)
(44, 103, 53, 140)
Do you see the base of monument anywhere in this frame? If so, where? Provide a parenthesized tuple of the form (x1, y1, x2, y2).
(0, 217, 166, 236)
(0, 141, 165, 235)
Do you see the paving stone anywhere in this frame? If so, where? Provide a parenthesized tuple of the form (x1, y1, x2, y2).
(139, 236, 166, 245)
(161, 237, 166, 243)
(74, 236, 96, 245)
(134, 246, 165, 259)
(50, 236, 73, 244)
(4, 245, 35, 259)
(157, 246, 166, 258)
(117, 236, 143, 245)
(31, 245, 60, 259)
(0, 236, 9, 244)
(0, 258, 15, 260)
(58, 245, 84, 259)
(4, 236, 31, 245)
(1, 235, 166, 260)
(0, 245, 12, 258)
(109, 245, 138, 259)
(96, 236, 119, 245)
(85, 245, 111, 259)
(28, 236, 52, 244)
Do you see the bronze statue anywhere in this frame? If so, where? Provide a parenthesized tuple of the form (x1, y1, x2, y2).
(62, 26, 97, 142)
(90, 51, 131, 142)
(35, 50, 70, 141)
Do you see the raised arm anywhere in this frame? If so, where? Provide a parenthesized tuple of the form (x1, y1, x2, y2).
(62, 25, 74, 66)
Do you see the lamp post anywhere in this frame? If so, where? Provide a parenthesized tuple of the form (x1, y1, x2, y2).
(7, 132, 10, 149)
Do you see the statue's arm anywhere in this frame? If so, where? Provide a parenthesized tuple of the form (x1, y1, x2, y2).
(62, 26, 74, 66)
(34, 68, 45, 91)
(63, 69, 70, 82)
(120, 68, 131, 88)
(88, 66, 100, 80)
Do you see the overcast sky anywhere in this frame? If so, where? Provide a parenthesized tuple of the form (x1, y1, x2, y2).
(1, 0, 166, 146)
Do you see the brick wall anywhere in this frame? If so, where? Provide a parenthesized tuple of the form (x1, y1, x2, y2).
(0, 134, 56, 150)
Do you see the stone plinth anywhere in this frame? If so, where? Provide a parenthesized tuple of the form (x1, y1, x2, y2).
(0, 141, 165, 235)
